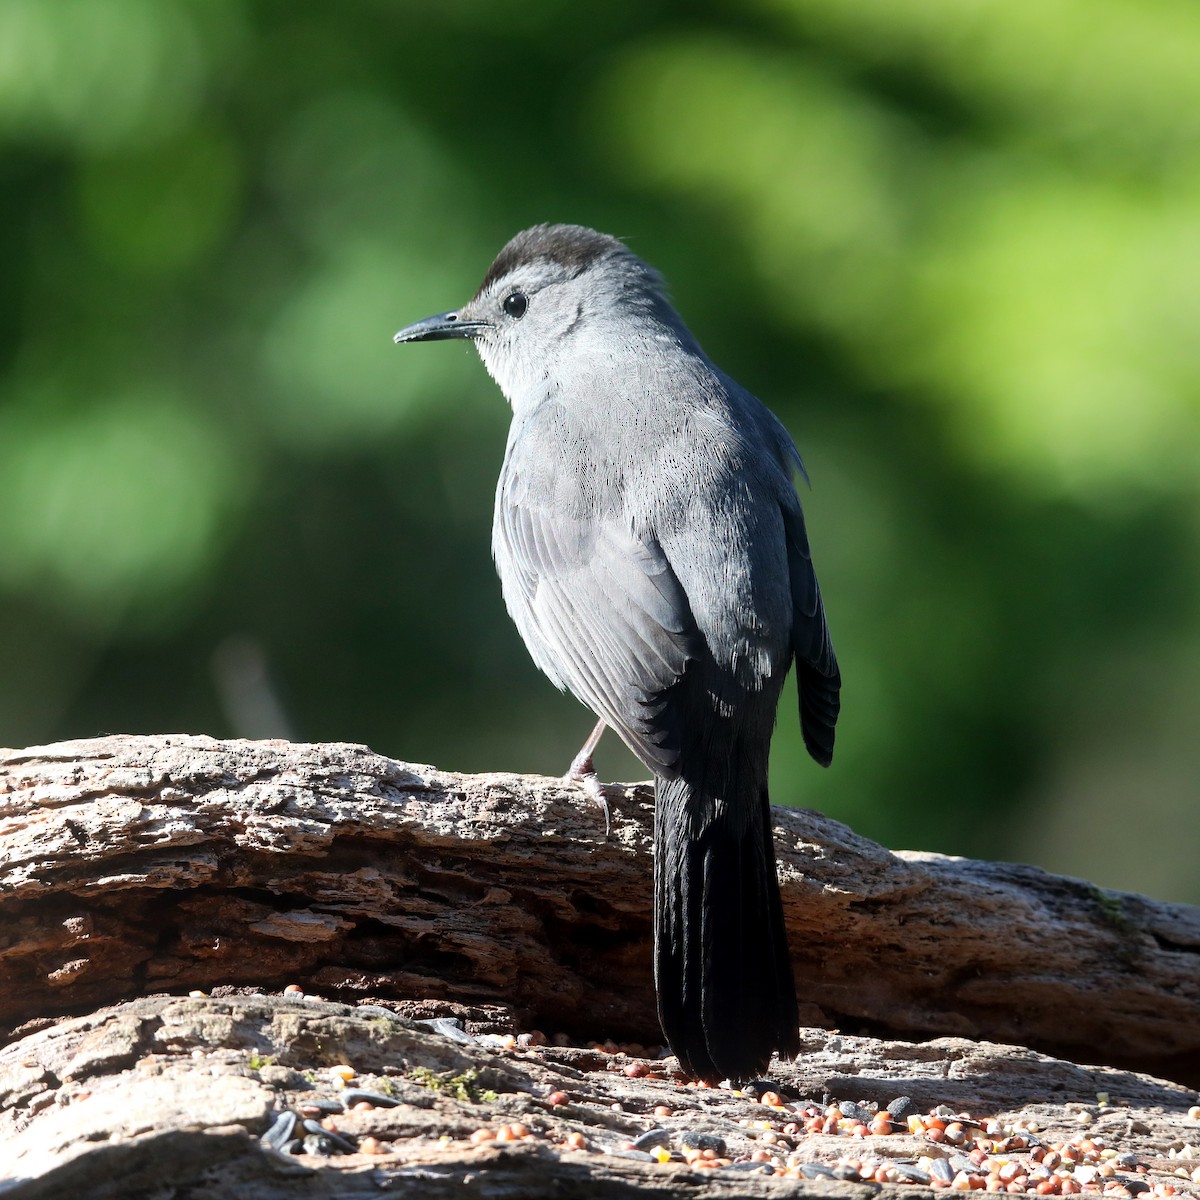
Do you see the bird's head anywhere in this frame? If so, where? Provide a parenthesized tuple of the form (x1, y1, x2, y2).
(393, 223, 673, 411)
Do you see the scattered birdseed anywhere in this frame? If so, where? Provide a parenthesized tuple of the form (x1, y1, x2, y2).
(298, 1099, 345, 1117)
(476, 1033, 517, 1049)
(632, 1129, 671, 1152)
(340, 1089, 399, 1109)
(415, 1017, 477, 1046)
(679, 1132, 727, 1156)
(261, 1110, 297, 1150)
(798, 1162, 837, 1179)
(727, 1160, 775, 1174)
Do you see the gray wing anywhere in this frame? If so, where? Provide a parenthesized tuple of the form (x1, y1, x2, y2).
(743, 389, 841, 766)
(493, 485, 700, 777)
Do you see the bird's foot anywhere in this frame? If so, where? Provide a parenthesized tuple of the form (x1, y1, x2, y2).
(564, 757, 611, 839)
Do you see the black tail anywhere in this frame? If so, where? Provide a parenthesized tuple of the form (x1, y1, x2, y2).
(653, 761, 800, 1083)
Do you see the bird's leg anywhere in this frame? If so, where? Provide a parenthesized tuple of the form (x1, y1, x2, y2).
(565, 718, 610, 836)
(567, 717, 606, 778)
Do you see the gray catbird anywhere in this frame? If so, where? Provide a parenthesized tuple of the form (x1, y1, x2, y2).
(393, 224, 840, 1084)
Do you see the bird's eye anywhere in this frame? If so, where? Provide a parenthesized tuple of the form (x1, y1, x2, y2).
(502, 292, 528, 319)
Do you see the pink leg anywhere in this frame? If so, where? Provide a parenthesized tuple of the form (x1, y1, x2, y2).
(565, 718, 610, 836)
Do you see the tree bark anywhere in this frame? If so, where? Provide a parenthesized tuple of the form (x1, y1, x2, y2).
(2, 992, 1197, 1199)
(1, 734, 1197, 1089)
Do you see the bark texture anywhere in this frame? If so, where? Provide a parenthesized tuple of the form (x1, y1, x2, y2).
(3, 735, 1200, 1198)
(1, 733, 1197, 1087)
(1, 993, 1197, 1199)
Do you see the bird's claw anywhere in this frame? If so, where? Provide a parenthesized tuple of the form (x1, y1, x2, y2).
(565, 763, 611, 839)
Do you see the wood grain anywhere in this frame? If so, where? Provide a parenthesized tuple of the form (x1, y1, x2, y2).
(2, 735, 1197, 1085)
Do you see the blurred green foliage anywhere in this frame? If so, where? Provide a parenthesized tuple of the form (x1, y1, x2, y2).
(1, 0, 1196, 903)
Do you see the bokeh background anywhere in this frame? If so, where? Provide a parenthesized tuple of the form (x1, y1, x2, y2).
(1, 0, 1197, 904)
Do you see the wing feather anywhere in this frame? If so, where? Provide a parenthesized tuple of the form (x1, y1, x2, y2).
(495, 495, 699, 775)
(783, 501, 840, 765)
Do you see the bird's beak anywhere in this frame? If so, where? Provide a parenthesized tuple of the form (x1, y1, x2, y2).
(392, 311, 490, 344)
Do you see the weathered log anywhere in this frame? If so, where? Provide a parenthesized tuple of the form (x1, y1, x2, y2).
(1, 735, 1197, 1087)
(1, 993, 1196, 1199)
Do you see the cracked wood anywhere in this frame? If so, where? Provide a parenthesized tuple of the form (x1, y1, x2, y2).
(1, 734, 1197, 1086)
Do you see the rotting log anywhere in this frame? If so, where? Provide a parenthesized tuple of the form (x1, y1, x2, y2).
(1, 993, 1197, 1199)
(1, 735, 1197, 1087)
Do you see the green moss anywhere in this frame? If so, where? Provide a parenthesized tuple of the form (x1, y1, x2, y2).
(1089, 884, 1134, 934)
(409, 1066, 497, 1104)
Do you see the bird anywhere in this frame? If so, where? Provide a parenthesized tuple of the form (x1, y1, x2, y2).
(393, 223, 840, 1084)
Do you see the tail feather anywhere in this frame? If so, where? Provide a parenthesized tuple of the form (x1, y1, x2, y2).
(654, 770, 800, 1083)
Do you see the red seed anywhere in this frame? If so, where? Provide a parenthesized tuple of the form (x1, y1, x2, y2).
(547, 1091, 569, 1107)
